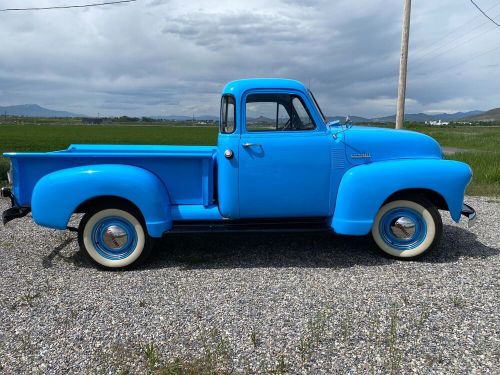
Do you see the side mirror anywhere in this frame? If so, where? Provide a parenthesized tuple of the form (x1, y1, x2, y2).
(345, 115, 353, 128)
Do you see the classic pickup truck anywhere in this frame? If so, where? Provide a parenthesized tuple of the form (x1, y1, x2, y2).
(1, 79, 476, 269)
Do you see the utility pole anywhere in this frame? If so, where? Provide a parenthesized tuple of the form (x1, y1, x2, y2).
(396, 0, 411, 129)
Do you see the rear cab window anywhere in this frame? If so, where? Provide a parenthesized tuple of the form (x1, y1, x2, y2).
(220, 95, 236, 134)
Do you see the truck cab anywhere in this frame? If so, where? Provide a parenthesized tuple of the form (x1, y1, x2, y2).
(217, 79, 337, 219)
(1, 78, 476, 269)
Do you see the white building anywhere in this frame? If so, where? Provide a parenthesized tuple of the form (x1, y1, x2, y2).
(425, 120, 449, 126)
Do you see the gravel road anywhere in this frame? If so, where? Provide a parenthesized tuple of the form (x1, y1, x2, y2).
(0, 196, 498, 374)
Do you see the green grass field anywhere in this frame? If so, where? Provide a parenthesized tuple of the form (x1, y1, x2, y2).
(406, 124, 500, 195)
(0, 120, 498, 195)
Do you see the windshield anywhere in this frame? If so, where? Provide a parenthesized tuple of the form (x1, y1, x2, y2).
(309, 90, 327, 123)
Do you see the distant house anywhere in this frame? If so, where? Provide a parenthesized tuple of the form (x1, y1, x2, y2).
(425, 120, 449, 126)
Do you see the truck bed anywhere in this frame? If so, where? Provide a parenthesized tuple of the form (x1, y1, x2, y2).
(5, 144, 217, 207)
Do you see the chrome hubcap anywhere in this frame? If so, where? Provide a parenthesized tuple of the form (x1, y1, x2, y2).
(102, 225, 128, 250)
(390, 216, 416, 240)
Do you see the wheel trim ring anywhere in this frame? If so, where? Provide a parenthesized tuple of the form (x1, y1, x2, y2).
(378, 208, 427, 251)
(91, 216, 138, 260)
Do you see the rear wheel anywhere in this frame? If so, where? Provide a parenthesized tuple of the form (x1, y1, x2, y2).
(371, 196, 442, 259)
(78, 203, 152, 269)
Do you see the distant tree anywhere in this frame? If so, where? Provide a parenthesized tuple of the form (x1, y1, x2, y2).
(114, 116, 140, 122)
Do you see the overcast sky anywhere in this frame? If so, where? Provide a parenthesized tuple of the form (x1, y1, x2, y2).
(0, 0, 499, 117)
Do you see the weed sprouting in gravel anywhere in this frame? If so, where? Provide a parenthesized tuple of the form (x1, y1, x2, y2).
(96, 343, 136, 374)
(340, 309, 352, 343)
(21, 291, 40, 307)
(385, 304, 402, 375)
(202, 328, 233, 372)
(250, 330, 259, 349)
(450, 296, 466, 308)
(414, 305, 430, 347)
(424, 352, 444, 367)
(298, 310, 329, 364)
(144, 342, 160, 369)
(272, 355, 288, 374)
(149, 328, 234, 374)
(368, 311, 381, 347)
(0, 241, 14, 250)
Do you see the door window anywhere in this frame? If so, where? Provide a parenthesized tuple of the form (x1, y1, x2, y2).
(246, 94, 316, 132)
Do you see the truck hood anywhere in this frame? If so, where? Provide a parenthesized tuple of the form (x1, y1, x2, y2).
(336, 126, 442, 165)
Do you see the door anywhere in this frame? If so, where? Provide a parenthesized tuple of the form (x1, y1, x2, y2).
(238, 92, 332, 218)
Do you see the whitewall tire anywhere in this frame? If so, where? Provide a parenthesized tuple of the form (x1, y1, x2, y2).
(78, 204, 152, 269)
(371, 197, 442, 259)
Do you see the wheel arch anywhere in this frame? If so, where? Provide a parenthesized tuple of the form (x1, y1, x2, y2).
(75, 195, 145, 220)
(382, 188, 448, 211)
(31, 164, 173, 237)
(330, 159, 472, 235)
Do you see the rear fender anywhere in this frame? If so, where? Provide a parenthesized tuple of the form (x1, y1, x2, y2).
(330, 159, 472, 235)
(31, 164, 172, 237)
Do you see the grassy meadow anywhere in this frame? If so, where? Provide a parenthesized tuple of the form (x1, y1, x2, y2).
(0, 118, 498, 195)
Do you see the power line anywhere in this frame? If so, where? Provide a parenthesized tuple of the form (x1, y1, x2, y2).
(411, 2, 500, 61)
(470, 0, 500, 27)
(418, 42, 500, 77)
(0, 0, 137, 12)
(410, 22, 497, 72)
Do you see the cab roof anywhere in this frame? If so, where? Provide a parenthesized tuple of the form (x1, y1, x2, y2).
(222, 78, 308, 98)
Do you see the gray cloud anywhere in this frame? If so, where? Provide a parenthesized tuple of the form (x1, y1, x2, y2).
(0, 0, 498, 117)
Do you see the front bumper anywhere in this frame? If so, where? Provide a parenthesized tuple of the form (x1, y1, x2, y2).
(1, 187, 31, 225)
(461, 203, 477, 228)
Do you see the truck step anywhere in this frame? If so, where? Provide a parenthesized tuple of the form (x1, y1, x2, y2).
(169, 218, 330, 234)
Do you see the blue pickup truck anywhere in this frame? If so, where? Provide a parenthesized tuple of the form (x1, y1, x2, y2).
(1, 79, 476, 269)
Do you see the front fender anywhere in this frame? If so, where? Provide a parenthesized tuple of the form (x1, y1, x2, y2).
(330, 159, 472, 235)
(31, 164, 172, 237)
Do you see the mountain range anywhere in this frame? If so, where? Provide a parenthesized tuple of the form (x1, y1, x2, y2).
(1, 104, 496, 122)
(329, 110, 485, 123)
(0, 104, 85, 118)
(462, 108, 500, 122)
(368, 110, 485, 123)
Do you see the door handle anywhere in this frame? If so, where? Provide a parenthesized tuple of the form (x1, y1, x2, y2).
(242, 143, 261, 148)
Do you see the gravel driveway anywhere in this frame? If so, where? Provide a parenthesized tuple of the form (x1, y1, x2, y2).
(0, 197, 498, 374)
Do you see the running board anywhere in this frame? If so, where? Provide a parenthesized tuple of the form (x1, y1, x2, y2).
(168, 218, 331, 234)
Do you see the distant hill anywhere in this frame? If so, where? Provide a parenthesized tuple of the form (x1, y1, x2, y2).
(158, 111, 487, 124)
(370, 110, 484, 123)
(0, 104, 85, 118)
(1, 103, 489, 123)
(463, 108, 500, 122)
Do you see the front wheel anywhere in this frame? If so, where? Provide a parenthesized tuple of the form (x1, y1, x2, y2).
(78, 203, 152, 269)
(371, 197, 442, 259)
